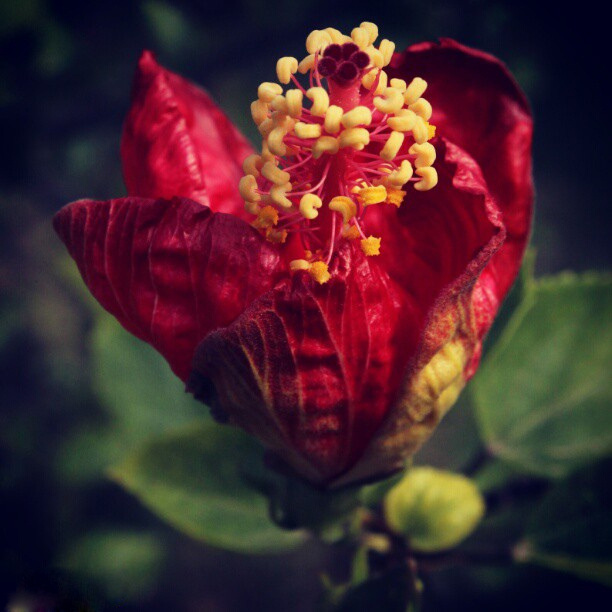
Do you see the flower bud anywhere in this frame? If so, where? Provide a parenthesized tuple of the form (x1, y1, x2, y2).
(384, 467, 485, 551)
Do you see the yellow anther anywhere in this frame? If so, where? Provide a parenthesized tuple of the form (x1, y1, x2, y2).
(251, 99, 269, 125)
(341, 106, 372, 128)
(299, 193, 323, 219)
(404, 77, 428, 105)
(239, 175, 260, 202)
(258, 118, 275, 137)
(271, 95, 288, 113)
(390, 78, 407, 92)
(351, 26, 369, 49)
(409, 97, 433, 121)
(414, 167, 438, 191)
(276, 57, 298, 84)
(324, 105, 343, 134)
(338, 127, 370, 150)
(412, 116, 429, 144)
(312, 136, 339, 158)
(323, 27, 345, 44)
(387, 109, 416, 132)
(285, 89, 303, 118)
(306, 30, 332, 54)
(298, 54, 316, 74)
(360, 21, 379, 45)
(270, 183, 293, 208)
(244, 200, 260, 216)
(258, 82, 283, 103)
(356, 185, 387, 206)
(290, 259, 311, 272)
(306, 87, 329, 117)
(261, 141, 276, 163)
(242, 154, 263, 178)
(342, 224, 361, 240)
(267, 127, 288, 156)
(364, 47, 384, 69)
(261, 161, 290, 185)
(409, 142, 436, 168)
(294, 122, 322, 139)
(380, 131, 405, 161)
(271, 112, 294, 129)
(386, 188, 406, 207)
(388, 160, 414, 187)
(379, 39, 395, 66)
(266, 227, 288, 244)
(427, 123, 437, 140)
(253, 205, 279, 228)
(362, 69, 387, 94)
(361, 236, 381, 256)
(329, 196, 357, 223)
(374, 87, 404, 115)
(308, 261, 331, 284)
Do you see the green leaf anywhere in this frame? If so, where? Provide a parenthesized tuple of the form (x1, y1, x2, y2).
(57, 530, 164, 602)
(515, 459, 612, 586)
(92, 313, 202, 431)
(473, 273, 612, 478)
(110, 422, 306, 554)
(56, 313, 204, 482)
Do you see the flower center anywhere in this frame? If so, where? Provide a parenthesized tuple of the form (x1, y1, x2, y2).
(239, 22, 438, 284)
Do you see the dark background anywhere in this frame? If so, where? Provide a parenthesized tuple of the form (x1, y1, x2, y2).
(1, 0, 610, 610)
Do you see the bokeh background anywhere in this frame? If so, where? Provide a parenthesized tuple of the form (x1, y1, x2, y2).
(1, 0, 610, 610)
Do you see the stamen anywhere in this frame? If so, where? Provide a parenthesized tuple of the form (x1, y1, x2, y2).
(240, 23, 438, 281)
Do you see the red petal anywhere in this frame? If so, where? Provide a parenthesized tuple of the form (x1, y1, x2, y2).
(121, 51, 253, 217)
(192, 243, 412, 483)
(389, 39, 533, 310)
(192, 140, 505, 484)
(54, 196, 283, 381)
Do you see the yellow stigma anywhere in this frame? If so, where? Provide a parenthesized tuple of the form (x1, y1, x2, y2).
(361, 236, 381, 256)
(253, 205, 279, 228)
(308, 261, 331, 284)
(356, 185, 387, 206)
(386, 188, 406, 207)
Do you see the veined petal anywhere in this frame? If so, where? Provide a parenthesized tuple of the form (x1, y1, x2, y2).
(191, 243, 412, 483)
(54, 196, 283, 381)
(389, 39, 533, 324)
(121, 51, 254, 217)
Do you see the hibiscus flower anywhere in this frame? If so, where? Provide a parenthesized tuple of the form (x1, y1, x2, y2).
(54, 23, 533, 486)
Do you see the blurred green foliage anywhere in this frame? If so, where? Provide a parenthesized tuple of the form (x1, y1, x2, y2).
(1, 0, 611, 610)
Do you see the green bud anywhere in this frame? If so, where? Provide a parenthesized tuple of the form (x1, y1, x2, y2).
(384, 466, 485, 552)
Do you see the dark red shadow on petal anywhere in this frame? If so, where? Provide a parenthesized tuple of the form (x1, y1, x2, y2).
(121, 51, 253, 218)
(388, 39, 533, 313)
(54, 196, 283, 381)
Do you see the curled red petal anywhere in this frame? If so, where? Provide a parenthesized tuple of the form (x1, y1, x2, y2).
(191, 140, 505, 485)
(388, 39, 533, 317)
(191, 243, 411, 483)
(54, 196, 283, 381)
(121, 51, 253, 217)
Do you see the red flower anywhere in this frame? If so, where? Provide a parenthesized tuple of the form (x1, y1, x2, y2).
(54, 25, 532, 486)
